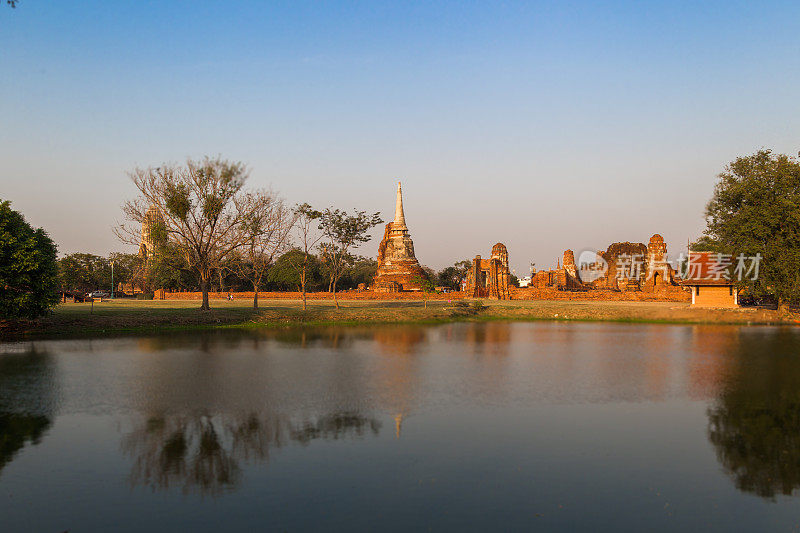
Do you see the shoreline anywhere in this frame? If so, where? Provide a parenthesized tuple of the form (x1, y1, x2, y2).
(1, 298, 795, 341)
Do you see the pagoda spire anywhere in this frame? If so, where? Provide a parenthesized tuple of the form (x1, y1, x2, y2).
(393, 181, 407, 230)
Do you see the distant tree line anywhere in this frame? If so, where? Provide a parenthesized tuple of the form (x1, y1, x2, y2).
(55, 249, 479, 298)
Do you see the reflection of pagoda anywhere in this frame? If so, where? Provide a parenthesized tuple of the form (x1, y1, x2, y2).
(373, 182, 425, 292)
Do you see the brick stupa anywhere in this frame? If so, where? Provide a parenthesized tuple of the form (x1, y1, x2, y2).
(373, 182, 425, 292)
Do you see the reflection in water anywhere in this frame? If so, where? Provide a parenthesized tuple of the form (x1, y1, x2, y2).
(460, 321, 511, 356)
(0, 412, 51, 474)
(10, 322, 800, 530)
(707, 330, 800, 499)
(0, 346, 55, 476)
(122, 411, 381, 495)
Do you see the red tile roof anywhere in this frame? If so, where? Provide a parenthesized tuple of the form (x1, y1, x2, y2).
(680, 252, 735, 286)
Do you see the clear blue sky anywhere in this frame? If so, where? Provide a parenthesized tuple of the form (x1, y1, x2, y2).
(2, 1, 799, 274)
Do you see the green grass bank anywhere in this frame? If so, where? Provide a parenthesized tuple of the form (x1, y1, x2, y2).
(1, 298, 794, 341)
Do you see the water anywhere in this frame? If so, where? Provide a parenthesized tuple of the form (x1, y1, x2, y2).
(2, 322, 800, 531)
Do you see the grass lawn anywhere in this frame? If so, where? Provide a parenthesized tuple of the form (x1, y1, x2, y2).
(1, 297, 791, 340)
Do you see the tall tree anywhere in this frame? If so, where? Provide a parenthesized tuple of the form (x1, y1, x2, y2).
(118, 156, 265, 310)
(318, 208, 382, 309)
(230, 191, 295, 308)
(701, 150, 800, 312)
(287, 204, 323, 311)
(0, 200, 59, 319)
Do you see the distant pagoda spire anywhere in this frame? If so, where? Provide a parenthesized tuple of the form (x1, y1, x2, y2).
(393, 181, 407, 230)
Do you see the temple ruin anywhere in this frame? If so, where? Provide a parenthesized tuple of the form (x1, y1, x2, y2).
(139, 205, 165, 261)
(532, 249, 584, 290)
(530, 234, 678, 292)
(373, 182, 426, 292)
(464, 243, 511, 299)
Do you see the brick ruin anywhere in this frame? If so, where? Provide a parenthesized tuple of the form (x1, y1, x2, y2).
(138, 205, 164, 261)
(464, 243, 511, 299)
(373, 182, 426, 292)
(531, 234, 678, 293)
(532, 249, 584, 290)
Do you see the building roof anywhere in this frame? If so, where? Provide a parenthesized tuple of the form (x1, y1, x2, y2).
(680, 251, 735, 286)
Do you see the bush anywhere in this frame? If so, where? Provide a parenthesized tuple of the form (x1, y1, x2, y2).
(136, 292, 155, 300)
(449, 299, 486, 317)
(0, 200, 59, 319)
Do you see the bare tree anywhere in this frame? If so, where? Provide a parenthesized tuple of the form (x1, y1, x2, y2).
(287, 203, 323, 312)
(230, 191, 295, 308)
(318, 208, 382, 309)
(117, 156, 265, 310)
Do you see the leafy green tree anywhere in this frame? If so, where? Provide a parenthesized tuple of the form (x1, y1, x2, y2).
(338, 256, 378, 290)
(0, 200, 59, 319)
(107, 252, 142, 293)
(688, 235, 721, 253)
(700, 150, 800, 311)
(318, 208, 382, 309)
(267, 248, 325, 292)
(437, 260, 471, 291)
(143, 243, 196, 292)
(411, 274, 437, 308)
(436, 266, 460, 290)
(58, 253, 111, 293)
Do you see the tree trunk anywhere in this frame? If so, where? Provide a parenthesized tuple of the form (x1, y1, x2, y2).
(333, 277, 339, 309)
(199, 276, 211, 311)
(301, 262, 308, 312)
(253, 282, 259, 309)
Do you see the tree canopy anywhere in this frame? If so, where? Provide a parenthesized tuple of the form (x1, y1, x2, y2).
(0, 200, 59, 319)
(700, 150, 800, 307)
(318, 208, 382, 308)
(118, 156, 274, 310)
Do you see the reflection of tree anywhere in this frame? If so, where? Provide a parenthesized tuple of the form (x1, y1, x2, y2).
(707, 331, 800, 499)
(122, 411, 381, 495)
(0, 412, 51, 474)
(0, 345, 56, 477)
(122, 415, 243, 496)
(290, 412, 381, 444)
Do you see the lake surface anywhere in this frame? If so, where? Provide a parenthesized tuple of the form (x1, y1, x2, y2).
(2, 322, 800, 531)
